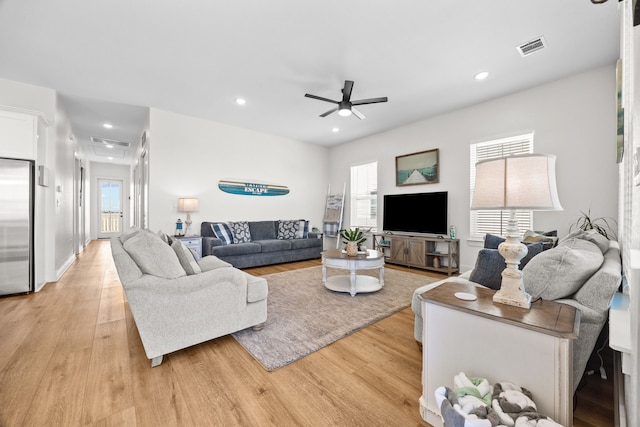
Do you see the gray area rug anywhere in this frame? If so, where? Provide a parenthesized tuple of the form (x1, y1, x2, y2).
(232, 265, 437, 371)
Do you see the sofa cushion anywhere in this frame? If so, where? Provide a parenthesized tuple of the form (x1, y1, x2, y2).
(295, 220, 310, 239)
(172, 240, 202, 275)
(211, 223, 234, 245)
(229, 221, 251, 243)
(523, 236, 604, 300)
(123, 230, 186, 279)
(290, 238, 323, 250)
(249, 221, 277, 240)
(257, 239, 292, 253)
(277, 219, 299, 239)
(211, 242, 262, 257)
(469, 243, 544, 290)
(574, 241, 622, 313)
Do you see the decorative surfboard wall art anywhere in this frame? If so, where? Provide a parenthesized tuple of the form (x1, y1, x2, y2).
(218, 179, 290, 196)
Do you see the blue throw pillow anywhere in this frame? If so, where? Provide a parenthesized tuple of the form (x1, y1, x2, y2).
(211, 223, 234, 245)
(470, 242, 544, 290)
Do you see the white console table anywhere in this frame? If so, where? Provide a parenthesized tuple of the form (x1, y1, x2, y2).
(420, 282, 578, 427)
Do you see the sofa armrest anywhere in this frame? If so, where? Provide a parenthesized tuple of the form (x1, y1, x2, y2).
(202, 236, 223, 256)
(125, 266, 248, 294)
(308, 232, 322, 239)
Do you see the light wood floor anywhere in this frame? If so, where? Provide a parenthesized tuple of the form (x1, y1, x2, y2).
(0, 240, 613, 426)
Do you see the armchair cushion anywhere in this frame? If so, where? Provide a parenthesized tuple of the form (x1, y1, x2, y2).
(123, 230, 186, 279)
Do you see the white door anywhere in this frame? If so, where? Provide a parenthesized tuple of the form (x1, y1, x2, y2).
(98, 179, 123, 238)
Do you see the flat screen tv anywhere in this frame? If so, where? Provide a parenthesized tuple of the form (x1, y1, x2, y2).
(383, 191, 448, 235)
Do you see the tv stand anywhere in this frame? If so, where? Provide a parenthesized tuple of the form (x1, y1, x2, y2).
(372, 233, 459, 276)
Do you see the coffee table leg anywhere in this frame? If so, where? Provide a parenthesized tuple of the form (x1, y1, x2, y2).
(322, 263, 327, 284)
(350, 270, 357, 297)
(379, 265, 385, 287)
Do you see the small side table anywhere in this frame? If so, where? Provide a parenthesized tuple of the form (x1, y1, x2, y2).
(176, 235, 202, 258)
(419, 282, 579, 427)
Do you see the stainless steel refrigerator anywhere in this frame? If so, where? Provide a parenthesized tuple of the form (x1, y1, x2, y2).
(0, 158, 34, 295)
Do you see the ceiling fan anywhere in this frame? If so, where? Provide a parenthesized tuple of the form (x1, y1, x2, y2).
(305, 80, 388, 119)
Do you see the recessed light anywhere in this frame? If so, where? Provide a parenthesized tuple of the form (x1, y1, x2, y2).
(106, 144, 114, 149)
(107, 157, 113, 160)
(332, 128, 340, 133)
(103, 123, 113, 129)
(235, 98, 247, 105)
(475, 71, 489, 81)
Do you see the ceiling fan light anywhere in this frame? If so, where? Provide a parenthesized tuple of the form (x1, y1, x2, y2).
(338, 107, 352, 117)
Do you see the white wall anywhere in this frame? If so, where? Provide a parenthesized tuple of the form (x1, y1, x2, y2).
(330, 64, 618, 271)
(147, 108, 329, 235)
(90, 162, 131, 240)
(53, 102, 77, 277)
(0, 78, 58, 287)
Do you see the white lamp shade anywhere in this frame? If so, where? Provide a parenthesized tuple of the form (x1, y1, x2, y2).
(471, 154, 563, 211)
(178, 198, 199, 212)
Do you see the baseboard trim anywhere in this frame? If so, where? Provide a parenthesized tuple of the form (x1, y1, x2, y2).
(55, 254, 76, 281)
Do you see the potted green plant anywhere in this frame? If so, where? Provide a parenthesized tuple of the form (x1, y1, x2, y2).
(569, 209, 617, 240)
(339, 228, 367, 256)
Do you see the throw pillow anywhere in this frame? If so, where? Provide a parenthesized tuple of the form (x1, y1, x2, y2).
(211, 223, 234, 245)
(469, 243, 544, 290)
(522, 230, 559, 251)
(156, 230, 176, 246)
(295, 220, 309, 239)
(171, 240, 202, 275)
(229, 221, 251, 243)
(559, 229, 610, 254)
(123, 231, 186, 279)
(522, 237, 604, 300)
(483, 233, 505, 249)
(277, 219, 299, 240)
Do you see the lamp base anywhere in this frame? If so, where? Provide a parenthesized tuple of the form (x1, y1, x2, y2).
(494, 211, 531, 309)
(493, 276, 532, 309)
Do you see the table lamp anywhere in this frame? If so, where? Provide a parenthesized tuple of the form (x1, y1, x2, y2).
(470, 154, 562, 308)
(178, 198, 199, 236)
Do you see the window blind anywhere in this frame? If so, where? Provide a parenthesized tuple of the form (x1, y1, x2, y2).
(350, 161, 378, 230)
(470, 134, 533, 240)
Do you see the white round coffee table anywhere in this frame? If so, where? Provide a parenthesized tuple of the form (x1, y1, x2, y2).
(321, 249, 385, 297)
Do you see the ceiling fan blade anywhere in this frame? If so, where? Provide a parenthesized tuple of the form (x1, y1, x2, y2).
(351, 107, 365, 120)
(351, 96, 388, 106)
(320, 107, 338, 117)
(305, 93, 338, 104)
(342, 80, 354, 102)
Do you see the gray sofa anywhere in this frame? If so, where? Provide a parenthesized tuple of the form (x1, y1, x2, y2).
(110, 228, 268, 367)
(412, 229, 622, 393)
(201, 220, 323, 269)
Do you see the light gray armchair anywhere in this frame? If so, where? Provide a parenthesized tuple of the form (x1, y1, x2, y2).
(110, 229, 268, 367)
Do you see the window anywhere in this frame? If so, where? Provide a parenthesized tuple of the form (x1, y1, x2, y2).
(350, 161, 378, 231)
(470, 133, 533, 240)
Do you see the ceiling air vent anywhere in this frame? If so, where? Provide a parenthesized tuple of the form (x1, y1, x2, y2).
(90, 137, 131, 147)
(517, 36, 547, 57)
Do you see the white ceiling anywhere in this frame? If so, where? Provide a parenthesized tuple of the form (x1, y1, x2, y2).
(0, 1, 620, 165)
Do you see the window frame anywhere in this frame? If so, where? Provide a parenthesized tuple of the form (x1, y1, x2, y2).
(349, 161, 378, 231)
